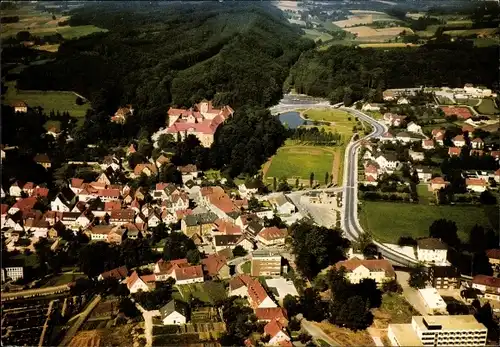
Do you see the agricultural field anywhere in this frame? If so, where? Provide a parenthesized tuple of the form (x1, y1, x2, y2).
(303, 29, 333, 42)
(442, 28, 498, 37)
(344, 26, 413, 42)
(359, 42, 420, 48)
(475, 98, 500, 115)
(176, 281, 227, 304)
(2, 81, 90, 118)
(0, 7, 107, 40)
(265, 144, 334, 182)
(333, 10, 396, 28)
(359, 201, 498, 243)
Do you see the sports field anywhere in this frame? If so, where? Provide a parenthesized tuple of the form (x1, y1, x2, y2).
(475, 98, 499, 115)
(266, 144, 334, 181)
(359, 201, 498, 243)
(3, 81, 90, 117)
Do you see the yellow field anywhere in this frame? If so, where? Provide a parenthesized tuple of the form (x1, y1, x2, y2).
(359, 43, 420, 48)
(334, 15, 374, 28)
(345, 26, 413, 41)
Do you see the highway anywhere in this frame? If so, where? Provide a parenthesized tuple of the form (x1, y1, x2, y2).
(340, 107, 419, 267)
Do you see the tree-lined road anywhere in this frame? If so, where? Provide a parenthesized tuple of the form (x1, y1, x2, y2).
(340, 107, 419, 267)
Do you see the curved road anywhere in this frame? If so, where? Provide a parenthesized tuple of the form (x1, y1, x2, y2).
(340, 107, 418, 267)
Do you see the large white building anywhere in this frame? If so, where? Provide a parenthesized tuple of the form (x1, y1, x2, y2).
(417, 238, 448, 265)
(388, 315, 487, 347)
(418, 288, 447, 315)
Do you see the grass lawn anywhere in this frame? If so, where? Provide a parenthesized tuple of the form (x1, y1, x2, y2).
(359, 201, 498, 243)
(3, 81, 90, 117)
(475, 98, 500, 115)
(303, 108, 355, 138)
(443, 28, 498, 37)
(241, 261, 251, 274)
(176, 281, 227, 304)
(359, 43, 420, 48)
(10, 253, 39, 268)
(266, 144, 334, 181)
(473, 37, 499, 47)
(372, 294, 419, 328)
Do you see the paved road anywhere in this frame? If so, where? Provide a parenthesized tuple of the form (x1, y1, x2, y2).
(301, 319, 339, 346)
(340, 107, 419, 267)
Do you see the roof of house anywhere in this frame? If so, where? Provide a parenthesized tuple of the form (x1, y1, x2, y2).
(473, 274, 500, 288)
(110, 209, 135, 220)
(422, 139, 434, 146)
(104, 201, 122, 211)
(12, 196, 38, 212)
(100, 266, 128, 280)
(11, 101, 27, 107)
(177, 164, 198, 173)
(32, 187, 49, 197)
(335, 258, 395, 277)
(213, 219, 242, 235)
(376, 152, 398, 162)
(255, 307, 288, 322)
(34, 153, 50, 163)
(213, 234, 242, 246)
(201, 254, 227, 277)
(159, 299, 188, 319)
(471, 137, 484, 143)
(448, 147, 461, 155)
(466, 178, 487, 186)
(453, 135, 465, 142)
(264, 319, 287, 338)
(417, 237, 448, 250)
(126, 271, 144, 289)
(257, 227, 287, 241)
(174, 265, 203, 281)
(365, 165, 378, 174)
(156, 258, 189, 274)
(430, 177, 446, 185)
(248, 279, 271, 307)
(486, 249, 500, 260)
(229, 274, 253, 291)
(89, 225, 115, 235)
(133, 163, 158, 176)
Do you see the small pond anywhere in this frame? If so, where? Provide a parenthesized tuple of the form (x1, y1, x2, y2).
(278, 111, 313, 129)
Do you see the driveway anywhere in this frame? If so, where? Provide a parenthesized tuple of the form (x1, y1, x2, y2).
(301, 319, 339, 346)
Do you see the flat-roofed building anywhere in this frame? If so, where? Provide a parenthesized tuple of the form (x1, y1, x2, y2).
(388, 315, 488, 347)
(418, 288, 447, 315)
(429, 266, 460, 289)
(251, 250, 282, 277)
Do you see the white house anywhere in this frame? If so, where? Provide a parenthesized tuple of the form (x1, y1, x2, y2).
(452, 135, 466, 148)
(407, 122, 422, 134)
(466, 178, 487, 193)
(334, 258, 396, 286)
(51, 193, 73, 212)
(409, 150, 425, 162)
(173, 265, 204, 285)
(417, 238, 448, 264)
(375, 153, 400, 173)
(160, 300, 188, 325)
(422, 139, 435, 150)
(238, 182, 260, 198)
(471, 138, 484, 149)
(270, 194, 296, 215)
(362, 103, 382, 111)
(257, 227, 287, 247)
(127, 271, 154, 293)
(9, 182, 22, 198)
(418, 288, 447, 315)
(265, 319, 291, 346)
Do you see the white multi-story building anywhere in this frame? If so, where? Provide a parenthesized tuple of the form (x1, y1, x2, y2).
(2, 267, 24, 282)
(417, 238, 448, 265)
(418, 288, 447, 315)
(388, 315, 487, 347)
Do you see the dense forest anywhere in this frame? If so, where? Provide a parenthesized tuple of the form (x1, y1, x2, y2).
(16, 1, 313, 111)
(287, 44, 499, 105)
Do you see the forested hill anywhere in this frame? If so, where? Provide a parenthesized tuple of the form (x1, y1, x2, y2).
(17, 1, 313, 113)
(287, 44, 499, 106)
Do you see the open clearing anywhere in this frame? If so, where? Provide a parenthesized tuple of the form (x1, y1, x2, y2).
(176, 281, 227, 304)
(359, 42, 420, 48)
(2, 81, 90, 117)
(314, 322, 374, 346)
(443, 28, 498, 37)
(476, 98, 500, 115)
(344, 26, 413, 41)
(0, 7, 107, 40)
(333, 11, 396, 28)
(303, 29, 333, 42)
(359, 201, 498, 243)
(372, 293, 419, 329)
(265, 144, 334, 181)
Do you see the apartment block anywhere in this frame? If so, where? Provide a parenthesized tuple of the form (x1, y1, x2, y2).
(429, 266, 460, 289)
(251, 250, 282, 277)
(388, 315, 487, 346)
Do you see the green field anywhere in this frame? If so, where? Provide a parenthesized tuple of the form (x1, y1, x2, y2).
(266, 144, 334, 181)
(359, 201, 498, 243)
(0, 7, 107, 40)
(375, 293, 419, 325)
(303, 108, 356, 139)
(3, 81, 90, 117)
(41, 273, 87, 288)
(443, 28, 498, 37)
(303, 29, 333, 42)
(176, 281, 227, 304)
(475, 98, 500, 115)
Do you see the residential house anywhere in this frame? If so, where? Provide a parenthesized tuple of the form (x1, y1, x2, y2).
(160, 300, 188, 325)
(422, 139, 435, 150)
(34, 154, 51, 169)
(365, 164, 378, 180)
(255, 308, 289, 326)
(254, 209, 274, 220)
(414, 166, 432, 182)
(334, 258, 396, 286)
(264, 319, 290, 346)
(417, 238, 448, 264)
(407, 122, 422, 134)
(9, 181, 22, 198)
(98, 266, 128, 281)
(177, 164, 199, 183)
(9, 196, 37, 215)
(486, 249, 500, 271)
(235, 213, 262, 231)
(109, 209, 135, 226)
(452, 135, 466, 148)
(471, 138, 484, 149)
(108, 226, 127, 244)
(51, 188, 76, 212)
(173, 265, 204, 285)
(248, 278, 277, 309)
(429, 266, 460, 289)
(383, 113, 406, 127)
(22, 182, 35, 195)
(269, 194, 296, 215)
(238, 181, 260, 198)
(96, 173, 112, 186)
(428, 177, 448, 191)
(472, 275, 500, 301)
(100, 155, 121, 172)
(201, 254, 230, 280)
(465, 178, 487, 193)
(12, 101, 28, 113)
(374, 152, 400, 173)
(251, 250, 282, 277)
(448, 146, 462, 157)
(31, 187, 49, 198)
(396, 132, 422, 144)
(155, 154, 170, 168)
(127, 271, 155, 293)
(363, 175, 378, 186)
(154, 258, 189, 281)
(86, 225, 115, 242)
(256, 227, 287, 247)
(96, 188, 120, 202)
(133, 163, 158, 178)
(229, 274, 253, 298)
(361, 103, 382, 111)
(408, 150, 425, 162)
(379, 131, 395, 143)
(213, 234, 253, 253)
(111, 105, 134, 124)
(181, 212, 217, 237)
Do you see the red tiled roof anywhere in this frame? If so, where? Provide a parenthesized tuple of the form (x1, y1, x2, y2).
(486, 249, 500, 260)
(97, 189, 120, 198)
(473, 275, 500, 288)
(453, 135, 465, 142)
(422, 139, 434, 147)
(432, 128, 445, 136)
(110, 209, 135, 220)
(258, 227, 287, 241)
(264, 319, 287, 338)
(462, 124, 475, 133)
(430, 177, 446, 184)
(156, 183, 169, 191)
(448, 147, 461, 155)
(71, 178, 84, 188)
(12, 197, 38, 212)
(365, 176, 376, 182)
(104, 201, 122, 211)
(134, 163, 157, 176)
(229, 274, 253, 291)
(335, 258, 396, 277)
(174, 265, 203, 281)
(214, 219, 242, 235)
(100, 266, 128, 280)
(466, 178, 487, 186)
(471, 138, 484, 143)
(201, 254, 227, 277)
(255, 307, 288, 322)
(31, 187, 49, 197)
(1, 204, 8, 215)
(175, 209, 193, 219)
(248, 279, 270, 308)
(156, 258, 190, 275)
